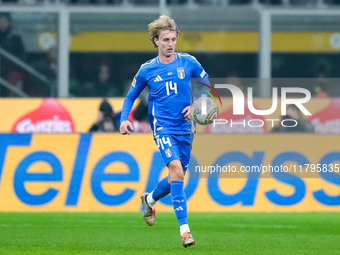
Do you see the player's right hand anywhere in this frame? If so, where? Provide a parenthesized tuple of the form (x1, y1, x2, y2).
(120, 120, 134, 135)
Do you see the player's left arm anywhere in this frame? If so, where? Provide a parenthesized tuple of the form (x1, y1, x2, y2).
(191, 56, 211, 99)
(182, 55, 209, 121)
(182, 106, 191, 121)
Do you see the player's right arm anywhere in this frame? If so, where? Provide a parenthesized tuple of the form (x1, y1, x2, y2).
(120, 69, 147, 135)
(120, 120, 134, 135)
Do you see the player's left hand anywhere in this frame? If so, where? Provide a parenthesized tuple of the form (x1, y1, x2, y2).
(182, 106, 192, 121)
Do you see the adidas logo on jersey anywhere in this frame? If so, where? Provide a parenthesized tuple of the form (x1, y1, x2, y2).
(154, 75, 163, 82)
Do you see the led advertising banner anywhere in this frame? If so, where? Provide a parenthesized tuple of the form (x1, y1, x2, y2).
(0, 133, 339, 212)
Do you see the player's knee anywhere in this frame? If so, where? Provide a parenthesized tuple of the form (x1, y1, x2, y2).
(168, 160, 184, 181)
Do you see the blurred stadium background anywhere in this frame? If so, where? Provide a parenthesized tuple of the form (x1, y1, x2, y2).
(0, 2, 340, 254)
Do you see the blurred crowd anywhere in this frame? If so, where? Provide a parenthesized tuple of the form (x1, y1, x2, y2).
(0, 12, 25, 97)
(0, 11, 338, 100)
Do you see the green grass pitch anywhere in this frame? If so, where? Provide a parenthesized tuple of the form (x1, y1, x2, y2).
(0, 212, 339, 254)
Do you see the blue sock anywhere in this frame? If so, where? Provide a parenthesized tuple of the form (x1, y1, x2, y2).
(151, 176, 171, 201)
(171, 181, 188, 226)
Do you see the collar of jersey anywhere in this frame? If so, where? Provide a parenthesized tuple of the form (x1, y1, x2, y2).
(156, 52, 178, 65)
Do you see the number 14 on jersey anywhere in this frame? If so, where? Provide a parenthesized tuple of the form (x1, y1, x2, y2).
(166, 81, 177, 95)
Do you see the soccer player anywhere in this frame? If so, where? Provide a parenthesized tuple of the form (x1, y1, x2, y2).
(120, 15, 209, 248)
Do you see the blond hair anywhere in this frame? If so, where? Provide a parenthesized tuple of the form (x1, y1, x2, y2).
(148, 15, 180, 48)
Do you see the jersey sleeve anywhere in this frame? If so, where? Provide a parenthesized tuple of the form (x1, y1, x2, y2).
(191, 55, 209, 79)
(120, 68, 147, 122)
(189, 56, 211, 99)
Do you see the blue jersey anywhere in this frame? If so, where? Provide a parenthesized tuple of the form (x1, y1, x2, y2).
(121, 52, 209, 137)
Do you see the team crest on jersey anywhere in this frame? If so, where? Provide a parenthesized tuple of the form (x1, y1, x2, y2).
(131, 78, 136, 87)
(165, 148, 172, 158)
(177, 67, 185, 79)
